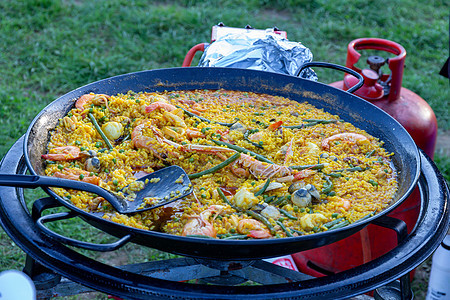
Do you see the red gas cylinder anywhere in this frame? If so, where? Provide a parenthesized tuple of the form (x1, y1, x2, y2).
(292, 38, 437, 279)
(331, 38, 438, 157)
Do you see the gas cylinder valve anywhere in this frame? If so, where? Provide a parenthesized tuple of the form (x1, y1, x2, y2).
(367, 55, 386, 74)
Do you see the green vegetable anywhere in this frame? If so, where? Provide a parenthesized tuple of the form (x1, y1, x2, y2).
(279, 208, 298, 220)
(366, 150, 376, 158)
(254, 178, 271, 197)
(272, 195, 286, 206)
(324, 217, 344, 228)
(368, 179, 379, 186)
(322, 176, 333, 194)
(211, 139, 273, 164)
(89, 113, 113, 150)
(264, 195, 276, 203)
(217, 188, 239, 210)
(289, 163, 326, 170)
(221, 234, 248, 240)
(243, 129, 264, 149)
(276, 220, 293, 237)
(245, 210, 275, 234)
(333, 166, 365, 173)
(355, 211, 376, 223)
(185, 234, 216, 239)
(176, 105, 236, 127)
(329, 220, 350, 230)
(188, 152, 240, 179)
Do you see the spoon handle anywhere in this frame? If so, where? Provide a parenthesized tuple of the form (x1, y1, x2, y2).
(0, 174, 125, 212)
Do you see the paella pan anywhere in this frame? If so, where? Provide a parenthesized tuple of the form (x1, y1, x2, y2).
(22, 67, 420, 259)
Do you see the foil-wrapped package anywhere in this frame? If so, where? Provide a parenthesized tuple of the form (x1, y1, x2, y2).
(198, 30, 317, 80)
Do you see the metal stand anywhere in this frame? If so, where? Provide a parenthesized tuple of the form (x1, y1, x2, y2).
(25, 197, 414, 299)
(372, 216, 413, 300)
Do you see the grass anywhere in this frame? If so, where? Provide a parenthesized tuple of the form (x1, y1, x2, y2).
(0, 0, 448, 298)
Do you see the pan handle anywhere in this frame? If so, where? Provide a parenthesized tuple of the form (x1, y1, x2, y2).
(36, 211, 133, 252)
(296, 62, 364, 94)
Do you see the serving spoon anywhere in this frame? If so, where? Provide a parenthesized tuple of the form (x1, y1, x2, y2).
(0, 165, 192, 214)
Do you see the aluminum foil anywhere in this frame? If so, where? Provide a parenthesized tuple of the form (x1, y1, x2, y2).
(198, 31, 317, 80)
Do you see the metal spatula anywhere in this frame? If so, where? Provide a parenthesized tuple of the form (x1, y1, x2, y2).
(0, 165, 193, 214)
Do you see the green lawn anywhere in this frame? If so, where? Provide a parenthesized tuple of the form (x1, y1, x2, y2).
(0, 0, 448, 298)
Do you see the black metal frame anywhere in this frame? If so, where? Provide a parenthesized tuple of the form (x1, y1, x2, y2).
(0, 136, 448, 299)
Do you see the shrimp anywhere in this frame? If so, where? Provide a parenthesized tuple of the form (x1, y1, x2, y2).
(42, 146, 82, 161)
(145, 101, 177, 113)
(293, 169, 317, 181)
(162, 110, 186, 128)
(299, 213, 327, 231)
(131, 121, 178, 160)
(177, 99, 206, 114)
(182, 205, 226, 238)
(185, 128, 205, 139)
(53, 168, 101, 185)
(237, 219, 272, 239)
(132, 121, 231, 160)
(230, 153, 292, 180)
(321, 133, 368, 150)
(75, 93, 111, 112)
(333, 197, 352, 210)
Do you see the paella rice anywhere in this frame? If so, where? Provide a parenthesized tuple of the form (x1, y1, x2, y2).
(42, 90, 398, 239)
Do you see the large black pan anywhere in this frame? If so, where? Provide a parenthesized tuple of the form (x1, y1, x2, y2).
(23, 66, 420, 260)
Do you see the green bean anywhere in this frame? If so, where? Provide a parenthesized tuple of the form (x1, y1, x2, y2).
(245, 210, 276, 234)
(177, 105, 236, 127)
(323, 217, 344, 228)
(188, 152, 240, 179)
(211, 139, 273, 164)
(289, 228, 304, 235)
(368, 179, 379, 186)
(221, 234, 249, 240)
(328, 220, 350, 230)
(272, 195, 286, 206)
(89, 113, 113, 150)
(322, 176, 333, 194)
(326, 172, 343, 178)
(185, 234, 216, 239)
(243, 129, 264, 149)
(355, 211, 376, 223)
(282, 124, 306, 129)
(264, 195, 276, 203)
(276, 220, 293, 237)
(282, 119, 342, 129)
(333, 166, 365, 173)
(366, 149, 376, 158)
(279, 208, 298, 220)
(289, 163, 326, 170)
(303, 119, 343, 124)
(254, 178, 271, 197)
(217, 187, 240, 210)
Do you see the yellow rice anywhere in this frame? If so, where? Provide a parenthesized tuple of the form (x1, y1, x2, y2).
(43, 89, 398, 238)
